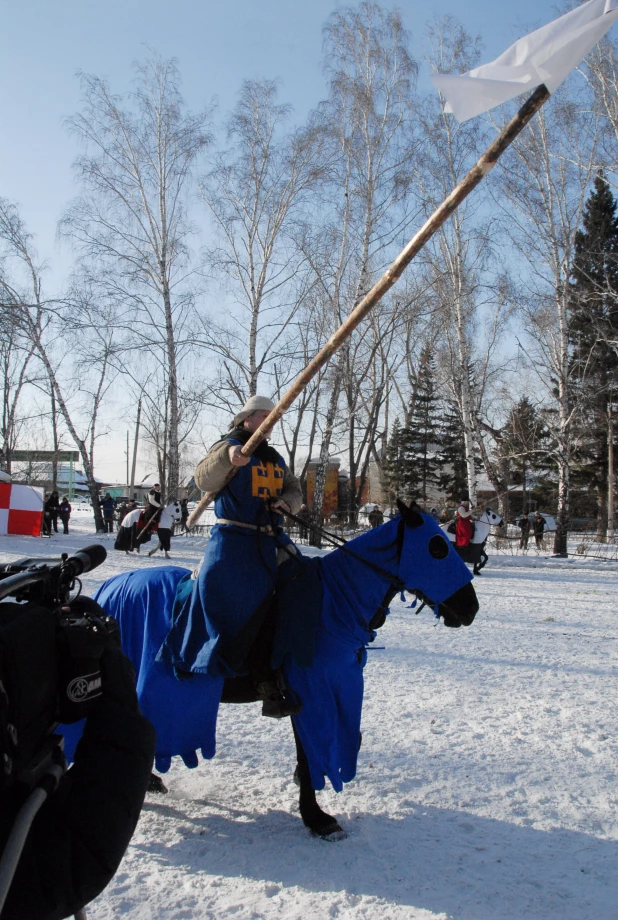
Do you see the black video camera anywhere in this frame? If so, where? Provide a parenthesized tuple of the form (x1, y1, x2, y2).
(0, 545, 115, 792)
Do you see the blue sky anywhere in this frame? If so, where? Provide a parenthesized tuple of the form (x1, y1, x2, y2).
(0, 0, 560, 481)
(1, 0, 557, 273)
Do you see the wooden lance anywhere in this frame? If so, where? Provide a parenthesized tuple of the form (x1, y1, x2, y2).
(187, 83, 551, 529)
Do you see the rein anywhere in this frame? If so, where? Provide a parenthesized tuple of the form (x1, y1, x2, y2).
(280, 508, 407, 595)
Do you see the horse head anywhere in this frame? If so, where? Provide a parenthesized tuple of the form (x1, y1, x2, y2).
(480, 508, 504, 527)
(165, 501, 183, 522)
(395, 499, 479, 628)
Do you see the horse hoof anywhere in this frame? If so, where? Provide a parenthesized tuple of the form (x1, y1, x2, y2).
(147, 773, 168, 794)
(312, 821, 348, 841)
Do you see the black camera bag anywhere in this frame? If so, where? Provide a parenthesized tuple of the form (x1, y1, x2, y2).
(0, 603, 59, 793)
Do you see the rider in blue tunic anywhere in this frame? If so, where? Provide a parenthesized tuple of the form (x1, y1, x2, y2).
(158, 396, 303, 717)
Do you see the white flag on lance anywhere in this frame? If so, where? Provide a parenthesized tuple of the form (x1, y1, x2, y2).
(431, 0, 618, 123)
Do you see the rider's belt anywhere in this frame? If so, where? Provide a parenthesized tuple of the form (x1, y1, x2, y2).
(215, 518, 275, 535)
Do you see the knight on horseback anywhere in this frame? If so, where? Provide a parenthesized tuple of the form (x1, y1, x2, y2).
(157, 395, 304, 719)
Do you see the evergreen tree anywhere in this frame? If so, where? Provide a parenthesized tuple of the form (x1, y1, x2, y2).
(502, 397, 548, 512)
(381, 417, 407, 507)
(402, 347, 441, 503)
(569, 172, 618, 534)
(437, 400, 468, 505)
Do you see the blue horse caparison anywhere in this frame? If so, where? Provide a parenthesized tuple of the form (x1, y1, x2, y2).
(87, 506, 478, 807)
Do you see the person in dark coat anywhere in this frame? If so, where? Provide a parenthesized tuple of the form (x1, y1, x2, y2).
(180, 498, 189, 532)
(145, 484, 162, 522)
(368, 505, 384, 528)
(297, 503, 310, 541)
(0, 642, 155, 920)
(59, 496, 72, 534)
(43, 491, 60, 535)
(101, 493, 115, 534)
(533, 511, 546, 549)
(518, 511, 531, 549)
(157, 395, 303, 718)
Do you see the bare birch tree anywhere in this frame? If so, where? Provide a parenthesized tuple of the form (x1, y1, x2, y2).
(498, 86, 599, 554)
(304, 1, 418, 530)
(61, 55, 212, 497)
(198, 78, 323, 414)
(0, 198, 117, 530)
(416, 16, 493, 507)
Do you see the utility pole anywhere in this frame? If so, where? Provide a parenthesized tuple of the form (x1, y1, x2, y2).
(129, 399, 142, 501)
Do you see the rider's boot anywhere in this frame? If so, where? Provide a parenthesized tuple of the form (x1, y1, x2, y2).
(256, 672, 302, 719)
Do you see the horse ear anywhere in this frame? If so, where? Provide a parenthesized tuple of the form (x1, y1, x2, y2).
(396, 498, 424, 528)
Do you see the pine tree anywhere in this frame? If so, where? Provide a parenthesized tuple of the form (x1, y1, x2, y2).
(437, 401, 468, 505)
(502, 397, 548, 512)
(381, 418, 407, 507)
(569, 172, 618, 535)
(402, 348, 441, 504)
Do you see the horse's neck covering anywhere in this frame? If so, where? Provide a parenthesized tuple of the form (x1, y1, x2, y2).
(319, 519, 403, 643)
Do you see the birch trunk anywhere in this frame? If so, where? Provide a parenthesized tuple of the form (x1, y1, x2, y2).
(310, 364, 342, 546)
(608, 407, 614, 538)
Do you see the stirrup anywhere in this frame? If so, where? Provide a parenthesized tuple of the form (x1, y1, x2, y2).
(255, 681, 302, 719)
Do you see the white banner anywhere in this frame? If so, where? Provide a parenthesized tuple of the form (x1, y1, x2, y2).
(431, 0, 618, 122)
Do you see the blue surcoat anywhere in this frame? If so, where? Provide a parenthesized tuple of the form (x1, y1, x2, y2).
(157, 437, 292, 677)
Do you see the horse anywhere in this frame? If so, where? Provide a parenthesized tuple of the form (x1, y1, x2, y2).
(441, 508, 504, 575)
(87, 501, 479, 840)
(115, 501, 182, 556)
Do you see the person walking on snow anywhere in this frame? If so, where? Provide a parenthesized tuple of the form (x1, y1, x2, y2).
(147, 502, 176, 558)
(518, 511, 531, 550)
(59, 496, 72, 534)
(533, 511, 546, 549)
(157, 395, 303, 719)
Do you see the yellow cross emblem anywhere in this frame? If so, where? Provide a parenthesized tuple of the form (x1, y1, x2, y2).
(252, 461, 284, 500)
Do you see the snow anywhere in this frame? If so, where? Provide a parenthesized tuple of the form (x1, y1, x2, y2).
(1, 510, 617, 919)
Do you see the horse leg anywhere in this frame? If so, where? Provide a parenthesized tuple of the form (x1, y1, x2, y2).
(292, 723, 347, 841)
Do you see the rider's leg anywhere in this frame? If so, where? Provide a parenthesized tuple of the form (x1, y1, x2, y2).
(245, 602, 301, 719)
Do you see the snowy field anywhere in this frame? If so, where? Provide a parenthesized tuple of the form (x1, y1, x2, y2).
(1, 509, 617, 920)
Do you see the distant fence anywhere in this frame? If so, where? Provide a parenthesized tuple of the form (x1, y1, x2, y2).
(486, 528, 618, 562)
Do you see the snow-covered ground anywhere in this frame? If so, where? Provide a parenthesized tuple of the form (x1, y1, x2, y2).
(1, 511, 617, 920)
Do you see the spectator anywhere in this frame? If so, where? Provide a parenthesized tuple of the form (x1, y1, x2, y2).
(59, 496, 72, 534)
(533, 511, 546, 549)
(518, 511, 531, 550)
(429, 507, 440, 522)
(116, 500, 130, 528)
(368, 505, 384, 528)
(101, 492, 115, 534)
(297, 503, 310, 541)
(43, 490, 60, 535)
(180, 498, 189, 532)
